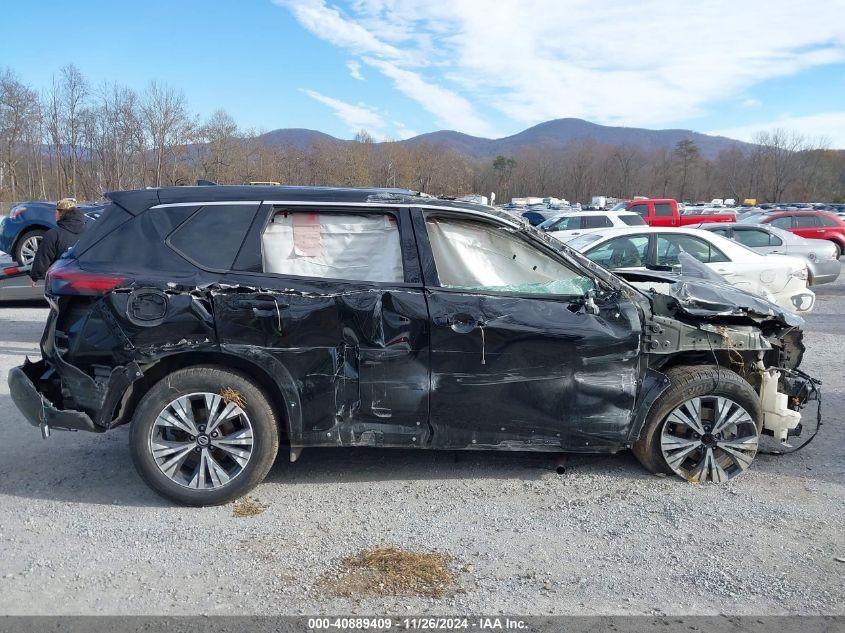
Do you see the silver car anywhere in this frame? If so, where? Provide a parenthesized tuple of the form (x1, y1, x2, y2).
(699, 222, 841, 285)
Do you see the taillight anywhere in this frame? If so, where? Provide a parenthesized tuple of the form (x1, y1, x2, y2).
(46, 259, 127, 296)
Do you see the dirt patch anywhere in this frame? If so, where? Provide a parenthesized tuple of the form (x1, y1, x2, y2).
(232, 496, 268, 518)
(319, 546, 456, 598)
(220, 387, 247, 409)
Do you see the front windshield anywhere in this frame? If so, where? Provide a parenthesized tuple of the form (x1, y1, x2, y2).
(609, 202, 628, 212)
(537, 215, 565, 230)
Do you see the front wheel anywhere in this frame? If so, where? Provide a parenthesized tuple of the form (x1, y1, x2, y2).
(633, 365, 761, 483)
(129, 366, 280, 506)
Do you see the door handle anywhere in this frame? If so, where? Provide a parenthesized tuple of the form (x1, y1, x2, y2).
(435, 313, 480, 334)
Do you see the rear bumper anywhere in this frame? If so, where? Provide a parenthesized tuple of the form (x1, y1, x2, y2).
(8, 360, 100, 432)
(809, 259, 841, 285)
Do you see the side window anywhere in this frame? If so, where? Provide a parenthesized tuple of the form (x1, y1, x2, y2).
(733, 229, 771, 247)
(583, 215, 612, 229)
(770, 215, 793, 229)
(425, 217, 593, 296)
(585, 235, 649, 269)
(818, 215, 840, 227)
(168, 204, 258, 270)
(711, 228, 730, 237)
(630, 204, 649, 217)
(657, 234, 729, 265)
(261, 211, 403, 283)
(794, 215, 819, 228)
(550, 216, 581, 231)
(654, 203, 673, 217)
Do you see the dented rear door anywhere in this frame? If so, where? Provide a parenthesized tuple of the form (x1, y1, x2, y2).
(213, 204, 431, 448)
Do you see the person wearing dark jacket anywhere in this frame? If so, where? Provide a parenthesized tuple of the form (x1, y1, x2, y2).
(29, 198, 88, 283)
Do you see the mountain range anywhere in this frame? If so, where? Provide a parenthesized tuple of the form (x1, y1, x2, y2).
(256, 118, 753, 160)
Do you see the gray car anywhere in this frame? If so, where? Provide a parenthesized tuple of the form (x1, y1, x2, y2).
(699, 222, 841, 285)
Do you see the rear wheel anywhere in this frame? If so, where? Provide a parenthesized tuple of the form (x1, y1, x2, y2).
(14, 228, 45, 265)
(633, 365, 761, 483)
(130, 366, 280, 506)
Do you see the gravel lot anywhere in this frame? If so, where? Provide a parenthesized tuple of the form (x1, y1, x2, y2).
(0, 273, 842, 616)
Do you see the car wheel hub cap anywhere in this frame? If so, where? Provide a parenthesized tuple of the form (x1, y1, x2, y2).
(660, 395, 758, 483)
(149, 392, 254, 490)
(20, 236, 42, 264)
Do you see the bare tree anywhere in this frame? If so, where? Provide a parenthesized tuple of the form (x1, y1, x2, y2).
(0, 69, 40, 201)
(141, 81, 193, 187)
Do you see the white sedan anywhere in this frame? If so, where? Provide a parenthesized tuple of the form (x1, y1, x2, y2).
(567, 226, 815, 313)
(538, 210, 646, 241)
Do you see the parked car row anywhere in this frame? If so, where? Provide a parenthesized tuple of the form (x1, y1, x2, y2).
(566, 227, 817, 313)
(535, 201, 842, 311)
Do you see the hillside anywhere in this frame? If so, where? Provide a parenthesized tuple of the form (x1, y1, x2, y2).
(255, 118, 753, 160)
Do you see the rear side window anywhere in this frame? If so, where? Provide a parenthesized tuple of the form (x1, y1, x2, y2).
(620, 215, 646, 226)
(583, 215, 612, 229)
(733, 229, 772, 247)
(657, 234, 729, 265)
(261, 211, 403, 283)
(654, 203, 673, 217)
(794, 215, 819, 228)
(168, 204, 259, 271)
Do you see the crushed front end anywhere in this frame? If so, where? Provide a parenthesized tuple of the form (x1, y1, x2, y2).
(617, 264, 821, 447)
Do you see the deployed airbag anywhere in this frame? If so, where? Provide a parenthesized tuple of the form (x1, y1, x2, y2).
(262, 212, 403, 283)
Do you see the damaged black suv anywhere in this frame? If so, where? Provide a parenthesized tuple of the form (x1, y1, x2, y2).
(9, 186, 816, 505)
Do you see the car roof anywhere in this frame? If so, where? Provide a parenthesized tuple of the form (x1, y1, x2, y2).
(104, 185, 497, 216)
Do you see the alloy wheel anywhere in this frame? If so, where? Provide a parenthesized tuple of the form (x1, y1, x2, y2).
(660, 395, 758, 483)
(149, 392, 254, 489)
(19, 235, 42, 265)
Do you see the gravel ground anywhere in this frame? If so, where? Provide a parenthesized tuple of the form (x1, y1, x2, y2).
(0, 275, 842, 616)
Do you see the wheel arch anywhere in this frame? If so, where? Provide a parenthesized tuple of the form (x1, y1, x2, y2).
(12, 224, 50, 251)
(113, 349, 301, 444)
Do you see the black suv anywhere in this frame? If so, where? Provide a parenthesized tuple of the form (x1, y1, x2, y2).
(9, 186, 815, 505)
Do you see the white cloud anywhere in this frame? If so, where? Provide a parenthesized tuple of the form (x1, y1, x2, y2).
(302, 89, 387, 136)
(279, 0, 845, 135)
(742, 98, 762, 108)
(711, 112, 845, 148)
(347, 60, 364, 80)
(362, 57, 496, 136)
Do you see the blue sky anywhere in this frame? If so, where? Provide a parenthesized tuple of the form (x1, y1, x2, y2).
(2, 0, 845, 146)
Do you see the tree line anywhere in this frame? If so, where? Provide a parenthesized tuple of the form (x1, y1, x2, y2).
(1, 65, 843, 209)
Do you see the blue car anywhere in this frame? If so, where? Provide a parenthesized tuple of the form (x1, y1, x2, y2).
(0, 201, 104, 264)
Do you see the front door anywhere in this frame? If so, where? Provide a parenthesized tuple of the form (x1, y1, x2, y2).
(214, 205, 430, 448)
(413, 210, 643, 451)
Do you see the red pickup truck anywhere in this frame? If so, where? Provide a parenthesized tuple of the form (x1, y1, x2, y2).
(612, 199, 736, 227)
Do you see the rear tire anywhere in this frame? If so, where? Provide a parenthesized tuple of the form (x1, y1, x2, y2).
(632, 365, 761, 483)
(129, 366, 280, 506)
(14, 228, 45, 265)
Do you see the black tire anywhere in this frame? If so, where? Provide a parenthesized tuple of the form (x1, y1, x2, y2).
(632, 365, 761, 480)
(14, 228, 46, 265)
(130, 366, 280, 506)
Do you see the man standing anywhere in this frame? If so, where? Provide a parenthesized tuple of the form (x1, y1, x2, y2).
(29, 198, 88, 284)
